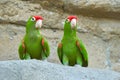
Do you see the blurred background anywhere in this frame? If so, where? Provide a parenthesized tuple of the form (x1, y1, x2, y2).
(0, 0, 120, 72)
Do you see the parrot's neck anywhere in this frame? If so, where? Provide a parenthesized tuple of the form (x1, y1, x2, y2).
(63, 26, 77, 38)
(26, 24, 40, 34)
(26, 21, 40, 34)
(26, 29, 40, 35)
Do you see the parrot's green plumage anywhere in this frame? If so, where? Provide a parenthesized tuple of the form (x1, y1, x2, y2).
(18, 16, 50, 60)
(57, 16, 88, 67)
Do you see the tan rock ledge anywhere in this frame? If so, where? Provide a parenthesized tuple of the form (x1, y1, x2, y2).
(62, 0, 120, 19)
(0, 60, 119, 80)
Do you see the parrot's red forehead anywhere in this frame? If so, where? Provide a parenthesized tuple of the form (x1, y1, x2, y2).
(67, 16, 77, 21)
(33, 16, 43, 20)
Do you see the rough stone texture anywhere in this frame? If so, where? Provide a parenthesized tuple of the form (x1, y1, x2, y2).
(20, 0, 120, 19)
(62, 0, 120, 19)
(0, 0, 120, 72)
(0, 60, 120, 80)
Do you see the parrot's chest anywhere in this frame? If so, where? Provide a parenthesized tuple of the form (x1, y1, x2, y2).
(25, 34, 42, 53)
(26, 35, 40, 44)
(62, 39, 78, 55)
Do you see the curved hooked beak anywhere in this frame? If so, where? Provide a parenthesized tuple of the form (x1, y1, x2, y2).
(35, 19, 42, 29)
(70, 19, 76, 29)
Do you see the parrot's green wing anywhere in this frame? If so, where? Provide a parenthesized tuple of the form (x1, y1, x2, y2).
(18, 41, 31, 60)
(57, 43, 63, 63)
(57, 43, 69, 65)
(18, 43, 24, 59)
(76, 39, 88, 67)
(41, 38, 50, 59)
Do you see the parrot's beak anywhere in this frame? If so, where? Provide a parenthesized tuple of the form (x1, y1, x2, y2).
(71, 19, 76, 29)
(35, 19, 42, 29)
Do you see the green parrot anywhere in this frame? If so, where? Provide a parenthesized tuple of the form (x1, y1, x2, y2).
(18, 16, 50, 60)
(57, 16, 88, 67)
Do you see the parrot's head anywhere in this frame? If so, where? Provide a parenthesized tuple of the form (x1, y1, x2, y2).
(64, 16, 77, 30)
(26, 15, 43, 32)
(64, 16, 77, 36)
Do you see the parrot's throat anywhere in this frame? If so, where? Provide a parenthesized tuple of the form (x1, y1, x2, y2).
(26, 29, 40, 34)
(26, 30, 41, 41)
(64, 26, 77, 38)
(26, 24, 40, 34)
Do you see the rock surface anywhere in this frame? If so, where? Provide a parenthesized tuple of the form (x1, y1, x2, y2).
(62, 0, 120, 19)
(0, 60, 120, 80)
(0, 0, 120, 72)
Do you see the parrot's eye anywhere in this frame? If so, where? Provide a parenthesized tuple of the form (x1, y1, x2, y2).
(31, 17, 36, 21)
(66, 19, 70, 23)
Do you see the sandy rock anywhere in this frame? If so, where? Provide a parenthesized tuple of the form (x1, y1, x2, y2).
(0, 60, 120, 80)
(0, 0, 120, 72)
(62, 0, 120, 19)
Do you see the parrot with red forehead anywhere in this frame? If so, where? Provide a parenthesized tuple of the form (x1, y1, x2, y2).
(57, 16, 88, 67)
(18, 16, 50, 60)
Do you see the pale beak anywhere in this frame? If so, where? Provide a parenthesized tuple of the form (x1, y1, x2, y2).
(35, 19, 42, 29)
(71, 19, 76, 29)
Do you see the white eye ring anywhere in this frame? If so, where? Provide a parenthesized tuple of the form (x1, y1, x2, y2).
(31, 17, 36, 21)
